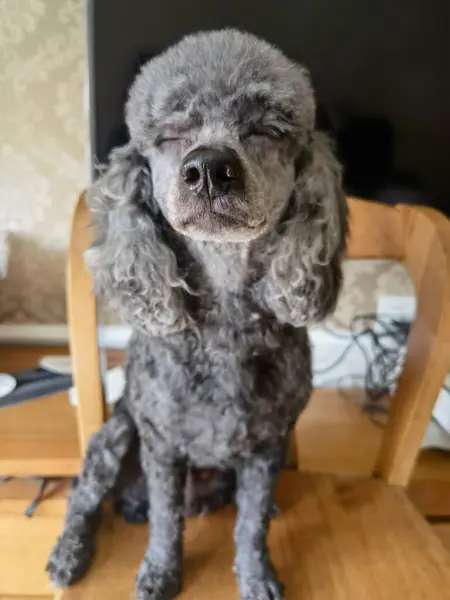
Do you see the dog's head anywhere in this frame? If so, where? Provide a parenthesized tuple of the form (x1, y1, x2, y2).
(87, 30, 346, 334)
(126, 29, 315, 242)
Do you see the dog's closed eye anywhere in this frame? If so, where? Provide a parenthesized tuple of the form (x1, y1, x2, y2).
(240, 124, 286, 142)
(155, 136, 184, 148)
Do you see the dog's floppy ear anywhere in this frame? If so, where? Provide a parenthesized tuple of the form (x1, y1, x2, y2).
(85, 143, 191, 335)
(260, 131, 348, 326)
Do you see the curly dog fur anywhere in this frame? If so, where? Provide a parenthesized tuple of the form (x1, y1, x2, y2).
(48, 29, 347, 600)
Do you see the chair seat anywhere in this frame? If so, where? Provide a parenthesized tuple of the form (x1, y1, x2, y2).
(57, 472, 450, 600)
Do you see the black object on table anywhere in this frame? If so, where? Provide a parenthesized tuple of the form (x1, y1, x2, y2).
(0, 368, 73, 408)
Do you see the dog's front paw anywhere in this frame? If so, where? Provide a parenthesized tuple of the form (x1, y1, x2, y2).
(46, 530, 95, 587)
(238, 560, 284, 600)
(136, 558, 181, 600)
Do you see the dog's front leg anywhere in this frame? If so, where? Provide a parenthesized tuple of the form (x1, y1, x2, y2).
(47, 406, 135, 587)
(234, 448, 285, 600)
(136, 446, 186, 600)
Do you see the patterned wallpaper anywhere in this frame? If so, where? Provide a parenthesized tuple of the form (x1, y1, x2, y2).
(0, 0, 414, 327)
(329, 260, 413, 329)
(0, 0, 86, 323)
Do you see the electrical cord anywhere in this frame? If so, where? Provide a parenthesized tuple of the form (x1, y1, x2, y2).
(314, 313, 412, 425)
(24, 478, 51, 518)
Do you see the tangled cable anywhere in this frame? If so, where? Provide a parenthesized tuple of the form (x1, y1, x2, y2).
(314, 313, 412, 424)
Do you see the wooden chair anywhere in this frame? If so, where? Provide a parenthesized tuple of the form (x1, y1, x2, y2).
(59, 194, 450, 599)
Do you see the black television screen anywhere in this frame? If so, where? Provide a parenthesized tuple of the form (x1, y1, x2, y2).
(86, 0, 450, 214)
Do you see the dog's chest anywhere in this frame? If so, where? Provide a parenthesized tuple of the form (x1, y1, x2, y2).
(129, 317, 311, 467)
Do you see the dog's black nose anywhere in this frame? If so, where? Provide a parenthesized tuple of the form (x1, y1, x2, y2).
(180, 146, 243, 198)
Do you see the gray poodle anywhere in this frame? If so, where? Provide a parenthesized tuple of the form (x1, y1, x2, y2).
(47, 29, 347, 600)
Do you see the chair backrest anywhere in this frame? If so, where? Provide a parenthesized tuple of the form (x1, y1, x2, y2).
(68, 195, 450, 486)
(345, 199, 450, 485)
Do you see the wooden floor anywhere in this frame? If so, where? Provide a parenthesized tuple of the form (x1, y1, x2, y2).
(1, 345, 450, 597)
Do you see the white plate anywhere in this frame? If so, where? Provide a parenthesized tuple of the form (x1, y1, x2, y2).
(0, 373, 17, 398)
(39, 355, 73, 374)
